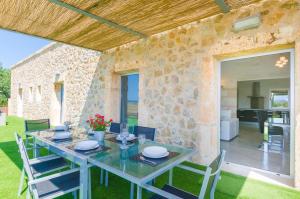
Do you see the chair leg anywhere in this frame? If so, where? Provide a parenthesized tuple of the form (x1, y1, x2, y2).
(210, 191, 215, 199)
(100, 169, 104, 185)
(105, 170, 109, 187)
(18, 168, 25, 197)
(25, 135, 29, 148)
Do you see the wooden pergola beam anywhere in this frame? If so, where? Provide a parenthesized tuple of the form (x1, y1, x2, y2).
(48, 0, 147, 38)
(214, 0, 230, 13)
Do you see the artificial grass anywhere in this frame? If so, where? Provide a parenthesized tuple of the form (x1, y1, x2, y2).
(0, 116, 300, 199)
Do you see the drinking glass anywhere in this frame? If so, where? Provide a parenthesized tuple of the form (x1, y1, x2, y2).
(138, 134, 146, 144)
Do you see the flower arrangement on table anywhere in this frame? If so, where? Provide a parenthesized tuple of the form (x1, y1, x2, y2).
(86, 114, 113, 132)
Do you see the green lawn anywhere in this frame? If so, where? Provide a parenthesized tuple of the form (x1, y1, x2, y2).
(1, 116, 300, 199)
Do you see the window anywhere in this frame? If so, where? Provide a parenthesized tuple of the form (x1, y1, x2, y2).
(120, 74, 139, 126)
(29, 87, 33, 102)
(36, 85, 42, 102)
(270, 89, 289, 109)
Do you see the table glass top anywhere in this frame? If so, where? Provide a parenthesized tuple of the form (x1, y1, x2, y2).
(30, 129, 195, 180)
(89, 138, 194, 180)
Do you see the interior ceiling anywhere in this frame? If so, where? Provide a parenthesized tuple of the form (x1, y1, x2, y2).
(0, 0, 259, 52)
(222, 52, 291, 82)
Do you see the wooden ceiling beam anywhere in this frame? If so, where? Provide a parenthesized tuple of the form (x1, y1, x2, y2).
(48, 0, 147, 38)
(214, 0, 231, 13)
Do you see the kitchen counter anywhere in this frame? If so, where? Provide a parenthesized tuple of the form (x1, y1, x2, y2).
(237, 109, 290, 123)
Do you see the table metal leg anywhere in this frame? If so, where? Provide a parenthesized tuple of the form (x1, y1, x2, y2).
(137, 185, 142, 199)
(168, 168, 173, 185)
(79, 161, 88, 199)
(100, 169, 104, 185)
(105, 170, 108, 187)
(88, 168, 91, 199)
(130, 183, 134, 199)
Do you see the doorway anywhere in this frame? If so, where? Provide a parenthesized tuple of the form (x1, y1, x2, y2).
(17, 88, 23, 117)
(54, 83, 64, 124)
(120, 74, 139, 126)
(219, 49, 294, 176)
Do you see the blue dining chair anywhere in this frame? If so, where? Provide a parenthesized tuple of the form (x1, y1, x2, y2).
(24, 119, 51, 157)
(15, 132, 81, 199)
(133, 125, 156, 141)
(109, 122, 121, 134)
(145, 150, 226, 199)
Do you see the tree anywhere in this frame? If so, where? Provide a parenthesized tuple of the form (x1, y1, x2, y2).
(0, 63, 11, 106)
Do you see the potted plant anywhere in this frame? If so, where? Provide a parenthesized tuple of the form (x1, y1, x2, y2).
(86, 114, 112, 141)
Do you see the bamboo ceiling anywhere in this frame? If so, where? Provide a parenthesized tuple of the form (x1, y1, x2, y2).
(0, 0, 260, 51)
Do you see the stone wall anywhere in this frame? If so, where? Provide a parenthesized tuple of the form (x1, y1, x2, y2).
(9, 0, 300, 188)
(10, 43, 101, 125)
(98, 0, 300, 186)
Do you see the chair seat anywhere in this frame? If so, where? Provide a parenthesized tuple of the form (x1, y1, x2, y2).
(150, 184, 198, 199)
(35, 171, 80, 199)
(31, 157, 68, 175)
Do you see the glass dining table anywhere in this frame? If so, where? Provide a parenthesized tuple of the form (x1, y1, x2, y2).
(29, 129, 196, 199)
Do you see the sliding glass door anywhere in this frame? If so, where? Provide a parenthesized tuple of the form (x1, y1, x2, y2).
(120, 74, 139, 126)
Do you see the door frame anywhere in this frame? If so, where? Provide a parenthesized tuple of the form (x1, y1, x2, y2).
(217, 48, 295, 177)
(119, 72, 139, 124)
(59, 84, 64, 124)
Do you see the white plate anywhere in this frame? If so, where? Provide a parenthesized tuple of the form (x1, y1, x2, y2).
(53, 132, 71, 140)
(74, 140, 99, 151)
(142, 151, 169, 159)
(143, 146, 168, 158)
(116, 134, 136, 141)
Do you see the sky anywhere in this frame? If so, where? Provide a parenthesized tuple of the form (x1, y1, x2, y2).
(127, 74, 139, 102)
(0, 28, 139, 101)
(0, 29, 50, 68)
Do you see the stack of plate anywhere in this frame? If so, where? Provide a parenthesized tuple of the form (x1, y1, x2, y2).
(142, 146, 169, 158)
(53, 132, 71, 140)
(54, 125, 67, 132)
(74, 140, 99, 151)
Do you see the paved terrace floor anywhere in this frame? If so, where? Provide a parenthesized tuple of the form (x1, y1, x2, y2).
(0, 116, 299, 199)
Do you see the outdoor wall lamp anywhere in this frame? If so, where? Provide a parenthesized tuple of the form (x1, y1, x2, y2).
(233, 14, 261, 32)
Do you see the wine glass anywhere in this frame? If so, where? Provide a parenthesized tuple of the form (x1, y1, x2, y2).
(120, 123, 129, 146)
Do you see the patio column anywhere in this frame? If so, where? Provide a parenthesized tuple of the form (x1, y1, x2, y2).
(196, 56, 219, 164)
(294, 39, 300, 188)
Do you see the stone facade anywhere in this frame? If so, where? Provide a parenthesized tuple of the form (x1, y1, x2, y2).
(10, 43, 101, 125)
(9, 0, 300, 188)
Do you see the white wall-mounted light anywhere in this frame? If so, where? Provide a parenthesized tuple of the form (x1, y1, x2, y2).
(233, 14, 261, 32)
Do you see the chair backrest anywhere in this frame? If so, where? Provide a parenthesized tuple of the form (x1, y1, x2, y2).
(133, 125, 156, 141)
(269, 125, 283, 135)
(25, 119, 50, 132)
(199, 150, 226, 199)
(15, 132, 34, 181)
(110, 122, 121, 134)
